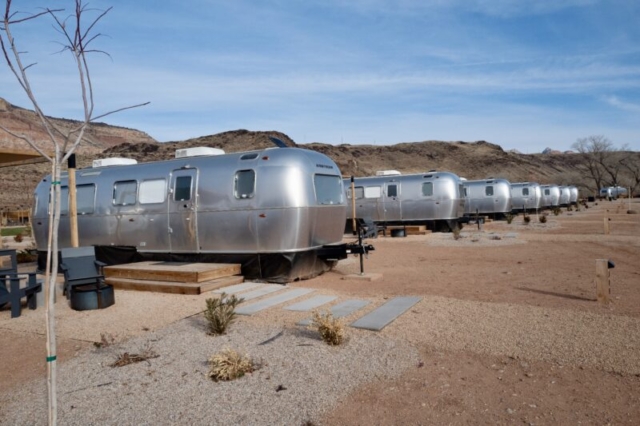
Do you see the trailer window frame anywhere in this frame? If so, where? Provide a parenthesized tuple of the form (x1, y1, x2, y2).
(76, 184, 96, 214)
(422, 182, 434, 197)
(485, 186, 494, 196)
(346, 186, 364, 200)
(364, 186, 381, 199)
(139, 178, 167, 204)
(234, 169, 256, 199)
(113, 180, 138, 206)
(314, 174, 343, 205)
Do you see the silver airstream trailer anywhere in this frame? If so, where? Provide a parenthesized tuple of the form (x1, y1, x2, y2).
(510, 182, 542, 212)
(569, 186, 579, 205)
(463, 178, 513, 218)
(540, 184, 561, 208)
(344, 171, 465, 232)
(32, 147, 351, 282)
(558, 186, 572, 207)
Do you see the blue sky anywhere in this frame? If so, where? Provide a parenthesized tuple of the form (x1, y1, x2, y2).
(1, 0, 639, 152)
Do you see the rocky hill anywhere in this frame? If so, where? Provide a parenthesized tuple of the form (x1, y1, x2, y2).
(2, 103, 637, 214)
(0, 97, 156, 155)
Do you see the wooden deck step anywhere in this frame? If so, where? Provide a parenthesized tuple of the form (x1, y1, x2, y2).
(105, 275, 244, 295)
(104, 261, 241, 283)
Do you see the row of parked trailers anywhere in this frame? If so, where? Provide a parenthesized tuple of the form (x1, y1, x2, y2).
(31, 144, 579, 283)
(346, 172, 579, 230)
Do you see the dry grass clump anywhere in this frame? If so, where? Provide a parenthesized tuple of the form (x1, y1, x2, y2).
(523, 214, 531, 225)
(553, 207, 561, 216)
(208, 348, 255, 381)
(204, 293, 244, 335)
(540, 214, 548, 223)
(505, 213, 514, 224)
(452, 226, 462, 240)
(110, 344, 158, 367)
(311, 310, 345, 346)
(94, 332, 117, 348)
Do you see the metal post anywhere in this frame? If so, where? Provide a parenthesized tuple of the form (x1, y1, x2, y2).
(351, 176, 357, 235)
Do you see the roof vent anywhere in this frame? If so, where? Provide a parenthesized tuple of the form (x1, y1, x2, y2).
(175, 147, 225, 158)
(92, 157, 137, 168)
(376, 170, 401, 176)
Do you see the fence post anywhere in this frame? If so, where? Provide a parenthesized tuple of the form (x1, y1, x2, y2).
(595, 259, 610, 304)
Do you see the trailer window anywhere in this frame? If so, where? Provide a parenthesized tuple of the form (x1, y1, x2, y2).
(422, 182, 433, 196)
(235, 170, 255, 199)
(387, 184, 398, 197)
(113, 180, 137, 205)
(522, 188, 529, 196)
(544, 189, 550, 196)
(174, 176, 192, 201)
(459, 184, 464, 198)
(60, 186, 69, 215)
(77, 184, 96, 214)
(485, 186, 494, 196)
(346, 186, 364, 199)
(140, 179, 167, 204)
(314, 174, 343, 205)
(364, 186, 381, 199)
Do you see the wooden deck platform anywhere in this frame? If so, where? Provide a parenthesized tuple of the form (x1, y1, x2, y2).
(104, 261, 243, 294)
(379, 225, 432, 236)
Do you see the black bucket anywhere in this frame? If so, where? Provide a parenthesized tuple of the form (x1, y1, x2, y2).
(390, 228, 406, 238)
(70, 284, 115, 311)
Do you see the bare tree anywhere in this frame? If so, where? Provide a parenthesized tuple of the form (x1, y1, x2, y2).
(620, 156, 640, 197)
(1, 1, 146, 424)
(571, 135, 625, 194)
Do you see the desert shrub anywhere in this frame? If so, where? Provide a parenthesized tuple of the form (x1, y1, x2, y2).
(575, 205, 581, 212)
(94, 332, 117, 348)
(553, 207, 561, 216)
(505, 213, 514, 224)
(311, 310, 345, 346)
(16, 249, 37, 263)
(452, 226, 461, 240)
(523, 215, 531, 225)
(566, 206, 573, 212)
(13, 233, 23, 243)
(110, 344, 158, 367)
(208, 348, 255, 381)
(539, 215, 547, 223)
(204, 293, 243, 335)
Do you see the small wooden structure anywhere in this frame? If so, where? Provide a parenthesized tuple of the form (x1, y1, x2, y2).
(104, 261, 244, 295)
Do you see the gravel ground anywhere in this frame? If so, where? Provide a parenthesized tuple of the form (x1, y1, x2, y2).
(2, 201, 638, 425)
(0, 317, 419, 425)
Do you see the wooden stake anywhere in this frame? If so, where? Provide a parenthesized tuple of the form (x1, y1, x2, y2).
(595, 259, 610, 304)
(68, 154, 79, 247)
(603, 211, 610, 235)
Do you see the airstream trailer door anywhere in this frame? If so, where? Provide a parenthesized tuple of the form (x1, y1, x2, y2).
(169, 168, 199, 252)
(384, 183, 402, 221)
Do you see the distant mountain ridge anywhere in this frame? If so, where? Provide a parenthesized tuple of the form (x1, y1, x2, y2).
(2, 100, 639, 212)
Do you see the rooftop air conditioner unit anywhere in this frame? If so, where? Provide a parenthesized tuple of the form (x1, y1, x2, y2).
(92, 158, 138, 168)
(175, 147, 225, 158)
(375, 170, 401, 176)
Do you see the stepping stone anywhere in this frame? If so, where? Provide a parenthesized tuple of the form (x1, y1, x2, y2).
(231, 284, 285, 302)
(214, 282, 262, 295)
(350, 296, 422, 331)
(298, 299, 370, 326)
(236, 288, 315, 315)
(284, 295, 338, 312)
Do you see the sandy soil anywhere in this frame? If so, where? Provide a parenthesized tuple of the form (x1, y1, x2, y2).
(1, 198, 639, 425)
